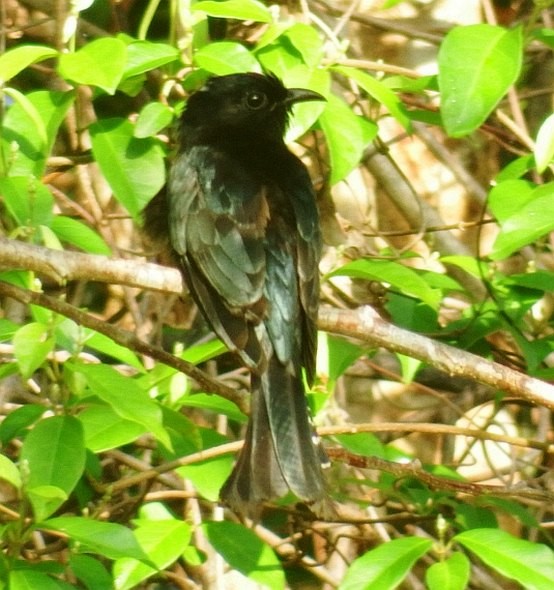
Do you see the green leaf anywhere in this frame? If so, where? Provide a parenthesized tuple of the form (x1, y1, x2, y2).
(10, 569, 73, 590)
(3, 87, 48, 147)
(282, 65, 329, 142)
(0, 45, 57, 82)
(194, 42, 260, 75)
(73, 362, 171, 449)
(0, 454, 21, 489)
(0, 403, 45, 444)
(176, 428, 234, 501)
(1, 90, 75, 177)
(281, 23, 323, 68)
(193, 0, 272, 22)
(339, 536, 433, 590)
(438, 24, 523, 137)
(334, 65, 411, 131)
(0, 177, 53, 230)
(329, 258, 441, 308)
(426, 552, 470, 590)
(535, 112, 554, 173)
(26, 486, 68, 522)
(44, 517, 148, 561)
(488, 179, 535, 222)
(320, 333, 363, 383)
(122, 39, 178, 78)
(204, 521, 285, 589)
(58, 38, 127, 94)
(83, 330, 143, 370)
(507, 271, 554, 292)
(79, 405, 147, 452)
(455, 528, 554, 590)
(134, 102, 174, 138)
(50, 216, 111, 255)
(334, 432, 385, 458)
(21, 416, 86, 494)
(90, 118, 165, 218)
(113, 519, 192, 590)
(495, 154, 535, 182)
(13, 322, 55, 378)
(180, 392, 247, 424)
(319, 94, 377, 184)
(69, 555, 113, 590)
(490, 183, 554, 260)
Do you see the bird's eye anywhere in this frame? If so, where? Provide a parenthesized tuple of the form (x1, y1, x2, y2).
(244, 91, 268, 110)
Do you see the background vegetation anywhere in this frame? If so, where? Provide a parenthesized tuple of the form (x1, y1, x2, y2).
(1, 0, 554, 588)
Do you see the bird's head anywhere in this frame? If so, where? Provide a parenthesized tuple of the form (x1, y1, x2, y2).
(180, 72, 324, 145)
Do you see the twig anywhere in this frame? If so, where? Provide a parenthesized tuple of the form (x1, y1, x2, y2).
(0, 280, 248, 412)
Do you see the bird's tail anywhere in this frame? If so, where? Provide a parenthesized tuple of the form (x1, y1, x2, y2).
(220, 356, 331, 518)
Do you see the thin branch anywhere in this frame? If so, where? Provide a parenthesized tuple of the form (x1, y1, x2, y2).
(318, 306, 554, 411)
(327, 448, 554, 504)
(2, 238, 554, 410)
(0, 279, 248, 413)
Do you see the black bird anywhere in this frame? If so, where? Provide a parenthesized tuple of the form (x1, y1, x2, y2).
(165, 72, 330, 517)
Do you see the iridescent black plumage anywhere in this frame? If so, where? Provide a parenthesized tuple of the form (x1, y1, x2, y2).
(163, 73, 329, 516)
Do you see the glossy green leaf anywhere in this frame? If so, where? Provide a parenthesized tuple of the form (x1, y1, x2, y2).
(3, 87, 47, 146)
(13, 322, 55, 378)
(0, 454, 21, 489)
(193, 0, 272, 22)
(282, 23, 323, 68)
(535, 112, 554, 173)
(83, 330, 143, 370)
(282, 65, 329, 142)
(319, 94, 377, 184)
(439, 24, 523, 136)
(90, 118, 165, 218)
(50, 216, 111, 255)
(80, 405, 147, 452)
(0, 90, 74, 177)
(26, 485, 68, 522)
(135, 102, 174, 138)
(21, 416, 86, 493)
(204, 521, 285, 589)
(329, 258, 441, 308)
(69, 555, 113, 590)
(58, 38, 127, 94)
(426, 552, 470, 590)
(508, 271, 554, 292)
(194, 42, 260, 75)
(10, 569, 73, 590)
(488, 179, 535, 222)
(73, 362, 171, 448)
(456, 528, 554, 590)
(339, 536, 433, 590)
(490, 183, 554, 260)
(180, 392, 246, 423)
(334, 432, 385, 458)
(320, 333, 363, 383)
(334, 65, 411, 131)
(0, 45, 57, 82)
(0, 403, 45, 444)
(113, 519, 192, 590)
(44, 517, 148, 561)
(0, 177, 53, 230)
(123, 39, 178, 78)
(177, 428, 234, 501)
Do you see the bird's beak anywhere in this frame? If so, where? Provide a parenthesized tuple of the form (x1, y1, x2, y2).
(285, 88, 326, 106)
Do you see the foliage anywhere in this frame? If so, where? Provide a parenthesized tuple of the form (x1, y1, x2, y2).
(1, 0, 554, 588)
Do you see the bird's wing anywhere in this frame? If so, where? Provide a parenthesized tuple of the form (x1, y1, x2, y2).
(169, 146, 270, 371)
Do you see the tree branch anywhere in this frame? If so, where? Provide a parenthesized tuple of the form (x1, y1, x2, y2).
(2, 237, 553, 410)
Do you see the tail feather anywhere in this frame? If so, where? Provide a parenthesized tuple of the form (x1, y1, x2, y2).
(220, 356, 330, 518)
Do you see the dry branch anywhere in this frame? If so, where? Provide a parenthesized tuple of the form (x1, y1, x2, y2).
(1, 237, 553, 410)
